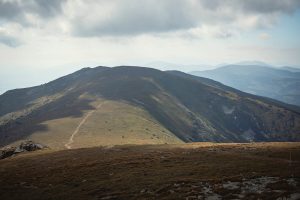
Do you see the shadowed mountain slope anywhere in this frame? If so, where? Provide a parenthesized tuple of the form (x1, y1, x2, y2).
(190, 65, 300, 106)
(0, 66, 300, 149)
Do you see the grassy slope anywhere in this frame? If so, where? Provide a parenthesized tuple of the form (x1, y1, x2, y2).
(10, 98, 182, 149)
(0, 142, 299, 200)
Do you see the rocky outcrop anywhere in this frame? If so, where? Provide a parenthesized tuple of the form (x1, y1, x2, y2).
(0, 141, 48, 159)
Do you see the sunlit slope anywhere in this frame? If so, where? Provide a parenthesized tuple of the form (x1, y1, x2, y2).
(4, 97, 182, 149)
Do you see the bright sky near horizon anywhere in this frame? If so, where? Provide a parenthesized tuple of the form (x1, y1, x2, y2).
(0, 0, 300, 94)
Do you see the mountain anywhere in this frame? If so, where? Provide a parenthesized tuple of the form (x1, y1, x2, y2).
(281, 66, 300, 73)
(190, 65, 300, 106)
(233, 61, 271, 66)
(0, 66, 300, 149)
(144, 61, 215, 71)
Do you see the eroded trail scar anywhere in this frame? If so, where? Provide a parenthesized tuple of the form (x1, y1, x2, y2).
(65, 102, 105, 149)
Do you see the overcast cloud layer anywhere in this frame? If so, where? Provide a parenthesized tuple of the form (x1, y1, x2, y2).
(1, 0, 300, 40)
(0, 0, 300, 93)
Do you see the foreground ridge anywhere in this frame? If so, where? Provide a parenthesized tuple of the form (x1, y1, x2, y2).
(0, 142, 299, 199)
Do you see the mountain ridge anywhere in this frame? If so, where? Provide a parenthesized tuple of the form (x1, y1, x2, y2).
(190, 64, 300, 106)
(0, 66, 300, 149)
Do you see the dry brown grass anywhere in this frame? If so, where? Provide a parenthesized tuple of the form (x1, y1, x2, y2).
(11, 99, 182, 149)
(0, 142, 299, 200)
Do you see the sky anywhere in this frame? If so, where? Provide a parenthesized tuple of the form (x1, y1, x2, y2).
(0, 0, 300, 94)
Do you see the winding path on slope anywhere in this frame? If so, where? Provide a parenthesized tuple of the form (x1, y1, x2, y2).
(65, 101, 106, 149)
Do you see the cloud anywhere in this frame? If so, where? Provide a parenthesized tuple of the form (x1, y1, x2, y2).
(0, 0, 23, 23)
(0, 0, 65, 25)
(238, 0, 300, 14)
(200, 0, 300, 14)
(0, 0, 300, 40)
(66, 0, 300, 37)
(0, 0, 66, 47)
(0, 32, 21, 47)
(259, 33, 271, 40)
(31, 0, 66, 18)
(0, 25, 22, 47)
(66, 0, 197, 37)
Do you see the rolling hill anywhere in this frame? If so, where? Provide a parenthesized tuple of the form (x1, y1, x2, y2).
(190, 65, 300, 106)
(0, 66, 300, 149)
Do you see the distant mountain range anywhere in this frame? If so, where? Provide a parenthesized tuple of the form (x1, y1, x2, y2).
(0, 66, 300, 149)
(144, 61, 215, 71)
(190, 65, 300, 106)
(281, 66, 300, 73)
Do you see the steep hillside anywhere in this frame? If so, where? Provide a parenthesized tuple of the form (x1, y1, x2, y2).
(190, 65, 300, 106)
(0, 66, 300, 149)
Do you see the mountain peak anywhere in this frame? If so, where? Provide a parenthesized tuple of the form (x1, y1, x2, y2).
(0, 66, 300, 149)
